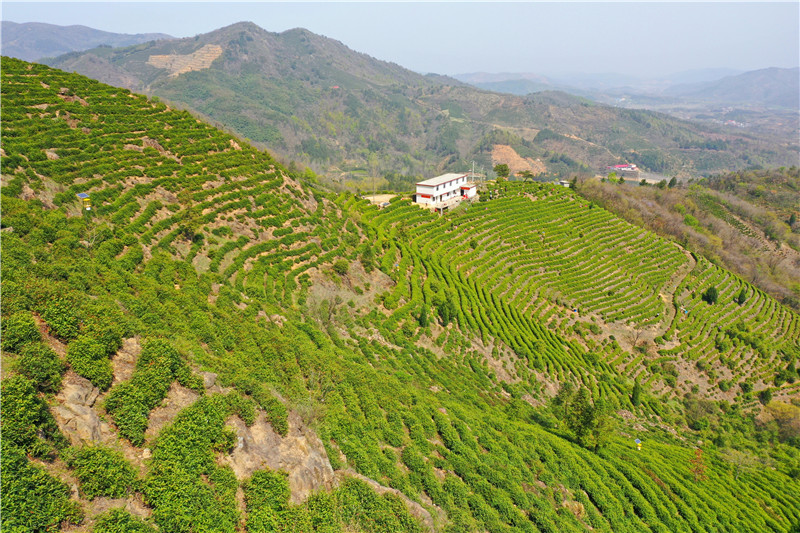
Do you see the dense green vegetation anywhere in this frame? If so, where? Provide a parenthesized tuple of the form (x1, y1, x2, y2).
(2, 57, 800, 532)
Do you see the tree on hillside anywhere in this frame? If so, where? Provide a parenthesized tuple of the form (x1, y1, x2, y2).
(493, 163, 510, 180)
(418, 306, 429, 328)
(565, 386, 615, 451)
(735, 288, 747, 305)
(668, 176, 678, 188)
(721, 449, 759, 481)
(552, 382, 576, 421)
(702, 286, 718, 304)
(631, 379, 643, 407)
(765, 401, 800, 442)
(518, 170, 534, 182)
(689, 447, 708, 482)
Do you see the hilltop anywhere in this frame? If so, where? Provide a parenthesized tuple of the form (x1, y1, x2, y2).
(42, 21, 798, 184)
(2, 58, 800, 532)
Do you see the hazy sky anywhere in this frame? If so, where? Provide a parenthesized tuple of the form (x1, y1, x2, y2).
(3, 2, 798, 78)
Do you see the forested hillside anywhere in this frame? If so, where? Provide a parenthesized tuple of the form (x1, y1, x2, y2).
(43, 22, 799, 185)
(2, 57, 800, 533)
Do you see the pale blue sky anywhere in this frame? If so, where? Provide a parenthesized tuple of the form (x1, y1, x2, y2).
(3, 2, 798, 78)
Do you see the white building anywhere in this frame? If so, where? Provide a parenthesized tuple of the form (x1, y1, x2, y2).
(415, 173, 476, 208)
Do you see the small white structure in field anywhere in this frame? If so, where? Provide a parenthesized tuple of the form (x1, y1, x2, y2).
(415, 173, 476, 209)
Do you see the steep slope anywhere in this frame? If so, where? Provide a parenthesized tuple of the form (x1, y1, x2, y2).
(1, 21, 173, 62)
(3, 58, 800, 533)
(42, 22, 797, 181)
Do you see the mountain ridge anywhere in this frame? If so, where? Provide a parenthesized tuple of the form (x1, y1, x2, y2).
(664, 66, 800, 109)
(41, 21, 798, 182)
(1, 20, 173, 62)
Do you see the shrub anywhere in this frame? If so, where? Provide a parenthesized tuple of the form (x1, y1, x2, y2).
(758, 388, 773, 405)
(0, 442, 84, 531)
(333, 259, 349, 276)
(93, 509, 157, 533)
(104, 339, 198, 445)
(1, 311, 41, 352)
(81, 300, 127, 356)
(16, 342, 66, 392)
(143, 395, 239, 533)
(736, 288, 747, 305)
(244, 469, 290, 515)
(63, 446, 137, 499)
(0, 375, 65, 455)
(41, 296, 82, 340)
(66, 335, 113, 390)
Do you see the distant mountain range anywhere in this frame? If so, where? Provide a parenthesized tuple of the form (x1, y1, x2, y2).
(664, 67, 800, 109)
(35, 21, 799, 180)
(1, 21, 172, 62)
(455, 67, 798, 110)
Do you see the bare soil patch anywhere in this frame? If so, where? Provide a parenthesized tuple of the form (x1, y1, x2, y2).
(491, 144, 546, 176)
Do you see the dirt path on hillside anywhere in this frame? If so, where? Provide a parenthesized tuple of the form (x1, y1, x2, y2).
(653, 245, 696, 340)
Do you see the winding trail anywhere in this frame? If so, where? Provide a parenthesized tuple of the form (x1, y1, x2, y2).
(651, 244, 696, 340)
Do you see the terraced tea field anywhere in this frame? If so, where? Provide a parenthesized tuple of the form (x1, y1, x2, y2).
(2, 57, 799, 533)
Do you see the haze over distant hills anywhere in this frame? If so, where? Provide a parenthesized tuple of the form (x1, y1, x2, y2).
(454, 69, 745, 95)
(39, 21, 798, 183)
(455, 67, 798, 109)
(0, 21, 173, 62)
(664, 67, 800, 109)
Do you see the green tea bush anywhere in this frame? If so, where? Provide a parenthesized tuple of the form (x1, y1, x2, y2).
(66, 335, 113, 390)
(105, 339, 200, 445)
(16, 342, 66, 392)
(92, 509, 158, 533)
(81, 300, 128, 356)
(0, 442, 84, 532)
(63, 445, 138, 499)
(143, 395, 239, 532)
(41, 295, 82, 340)
(0, 375, 65, 455)
(243, 469, 296, 531)
(1, 311, 41, 352)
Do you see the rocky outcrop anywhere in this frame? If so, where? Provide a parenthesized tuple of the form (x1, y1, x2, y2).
(111, 337, 140, 386)
(223, 411, 336, 504)
(144, 383, 201, 441)
(52, 372, 114, 445)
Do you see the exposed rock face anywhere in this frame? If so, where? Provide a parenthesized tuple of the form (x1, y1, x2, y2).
(111, 337, 140, 385)
(223, 412, 336, 504)
(144, 383, 201, 442)
(53, 372, 114, 445)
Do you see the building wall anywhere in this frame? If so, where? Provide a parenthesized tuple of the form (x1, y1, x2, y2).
(416, 175, 470, 204)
